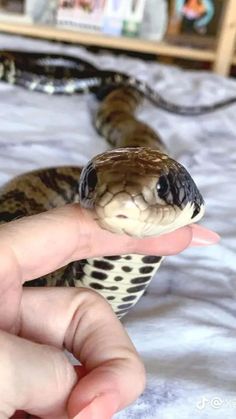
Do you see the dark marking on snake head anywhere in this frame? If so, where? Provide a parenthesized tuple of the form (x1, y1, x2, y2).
(191, 203, 201, 219)
(158, 165, 204, 211)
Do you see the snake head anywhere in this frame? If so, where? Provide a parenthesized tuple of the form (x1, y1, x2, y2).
(79, 147, 205, 237)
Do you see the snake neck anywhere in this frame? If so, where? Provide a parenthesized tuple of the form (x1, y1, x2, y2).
(72, 254, 164, 318)
(94, 86, 166, 152)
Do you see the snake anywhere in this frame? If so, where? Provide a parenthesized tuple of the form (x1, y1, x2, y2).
(0, 51, 206, 318)
(1, 50, 236, 115)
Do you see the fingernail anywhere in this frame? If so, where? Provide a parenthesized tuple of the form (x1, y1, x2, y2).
(73, 391, 120, 419)
(190, 224, 220, 247)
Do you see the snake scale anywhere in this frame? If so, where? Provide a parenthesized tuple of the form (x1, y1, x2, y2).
(0, 50, 213, 318)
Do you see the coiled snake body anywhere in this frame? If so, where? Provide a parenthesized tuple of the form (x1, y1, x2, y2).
(0, 51, 206, 318)
(1, 50, 236, 115)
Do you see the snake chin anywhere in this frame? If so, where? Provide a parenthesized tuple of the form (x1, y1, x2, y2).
(96, 201, 205, 237)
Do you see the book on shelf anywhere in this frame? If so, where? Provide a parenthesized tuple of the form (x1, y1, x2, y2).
(56, 0, 147, 37)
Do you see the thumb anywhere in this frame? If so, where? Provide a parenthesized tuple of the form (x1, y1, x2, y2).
(64, 291, 146, 419)
(19, 287, 146, 419)
(68, 359, 145, 419)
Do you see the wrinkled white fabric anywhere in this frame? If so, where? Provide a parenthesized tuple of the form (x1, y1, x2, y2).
(0, 34, 236, 419)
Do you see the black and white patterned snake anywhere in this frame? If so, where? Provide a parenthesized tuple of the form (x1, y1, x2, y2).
(1, 50, 236, 115)
(0, 50, 210, 317)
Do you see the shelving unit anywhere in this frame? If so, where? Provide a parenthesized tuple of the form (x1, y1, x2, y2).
(0, 0, 235, 76)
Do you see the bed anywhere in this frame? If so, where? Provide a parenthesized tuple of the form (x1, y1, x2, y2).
(1, 33, 236, 419)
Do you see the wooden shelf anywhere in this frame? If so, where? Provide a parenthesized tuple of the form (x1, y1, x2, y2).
(0, 0, 236, 76)
(0, 21, 216, 62)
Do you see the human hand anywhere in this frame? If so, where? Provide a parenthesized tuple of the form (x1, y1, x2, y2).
(0, 204, 219, 419)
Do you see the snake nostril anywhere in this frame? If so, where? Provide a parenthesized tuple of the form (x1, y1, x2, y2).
(116, 214, 128, 219)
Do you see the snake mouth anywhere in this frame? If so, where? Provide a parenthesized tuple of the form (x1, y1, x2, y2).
(96, 215, 178, 237)
(95, 201, 205, 237)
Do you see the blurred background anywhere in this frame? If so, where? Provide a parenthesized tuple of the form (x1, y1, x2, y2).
(0, 0, 235, 77)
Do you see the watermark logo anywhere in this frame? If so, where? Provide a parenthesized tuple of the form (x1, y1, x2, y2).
(196, 396, 236, 410)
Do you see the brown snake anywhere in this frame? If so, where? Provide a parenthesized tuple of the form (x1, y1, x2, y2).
(0, 61, 205, 318)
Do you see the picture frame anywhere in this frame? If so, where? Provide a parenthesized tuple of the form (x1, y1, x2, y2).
(0, 0, 32, 23)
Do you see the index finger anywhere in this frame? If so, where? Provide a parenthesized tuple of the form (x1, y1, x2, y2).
(0, 203, 219, 283)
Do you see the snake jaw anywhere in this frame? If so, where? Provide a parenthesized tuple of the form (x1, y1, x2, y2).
(95, 199, 205, 237)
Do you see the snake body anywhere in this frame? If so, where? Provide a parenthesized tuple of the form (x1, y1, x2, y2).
(1, 50, 236, 115)
(0, 51, 205, 317)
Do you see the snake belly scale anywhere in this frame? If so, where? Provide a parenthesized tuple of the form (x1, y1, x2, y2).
(0, 53, 205, 318)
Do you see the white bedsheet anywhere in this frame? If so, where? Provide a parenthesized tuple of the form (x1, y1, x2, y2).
(0, 34, 236, 419)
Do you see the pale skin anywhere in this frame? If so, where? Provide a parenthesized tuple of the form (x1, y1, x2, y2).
(0, 204, 219, 419)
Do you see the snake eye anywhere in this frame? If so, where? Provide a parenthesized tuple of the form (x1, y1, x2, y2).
(157, 175, 170, 199)
(87, 167, 98, 191)
(79, 163, 98, 203)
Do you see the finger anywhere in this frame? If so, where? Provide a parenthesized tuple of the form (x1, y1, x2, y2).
(131, 223, 220, 256)
(18, 287, 146, 418)
(0, 205, 219, 332)
(0, 205, 86, 282)
(0, 329, 77, 419)
(0, 246, 22, 331)
(0, 204, 219, 285)
(12, 366, 87, 419)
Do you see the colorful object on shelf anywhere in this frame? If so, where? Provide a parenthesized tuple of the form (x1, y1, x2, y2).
(140, 0, 168, 41)
(103, 0, 147, 38)
(176, 0, 214, 33)
(57, 0, 146, 37)
(102, 0, 126, 36)
(122, 0, 146, 38)
(57, 0, 106, 31)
